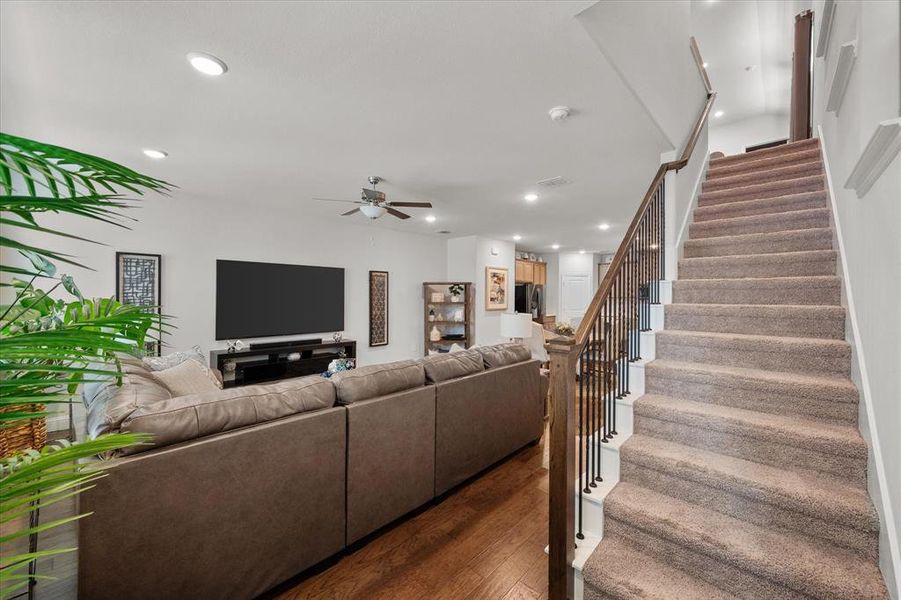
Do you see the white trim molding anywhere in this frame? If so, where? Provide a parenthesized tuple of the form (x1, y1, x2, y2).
(815, 0, 837, 58)
(826, 40, 856, 113)
(845, 118, 901, 197)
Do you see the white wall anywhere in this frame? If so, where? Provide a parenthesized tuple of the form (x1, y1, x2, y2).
(708, 113, 790, 156)
(578, 0, 707, 151)
(540, 253, 560, 319)
(812, 0, 901, 595)
(2, 192, 447, 366)
(446, 235, 515, 346)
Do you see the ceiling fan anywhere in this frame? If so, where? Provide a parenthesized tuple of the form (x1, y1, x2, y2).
(313, 176, 432, 220)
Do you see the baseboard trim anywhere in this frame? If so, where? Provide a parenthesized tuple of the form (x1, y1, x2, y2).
(819, 125, 900, 598)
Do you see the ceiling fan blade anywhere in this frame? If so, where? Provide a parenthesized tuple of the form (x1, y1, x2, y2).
(312, 197, 362, 204)
(385, 207, 411, 220)
(387, 201, 433, 208)
(341, 208, 361, 216)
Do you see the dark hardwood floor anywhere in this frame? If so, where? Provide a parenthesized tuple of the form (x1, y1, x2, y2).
(273, 430, 550, 600)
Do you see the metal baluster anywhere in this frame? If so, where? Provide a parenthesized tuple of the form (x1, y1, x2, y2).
(661, 179, 666, 289)
(595, 307, 604, 478)
(578, 342, 586, 535)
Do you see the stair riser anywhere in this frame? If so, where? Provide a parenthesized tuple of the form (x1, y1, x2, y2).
(602, 517, 809, 599)
(673, 280, 841, 306)
(619, 460, 876, 560)
(693, 193, 828, 222)
(679, 254, 836, 280)
(707, 149, 821, 179)
(655, 338, 850, 377)
(710, 139, 819, 169)
(699, 178, 824, 207)
(632, 414, 866, 486)
(683, 231, 833, 258)
(664, 311, 845, 339)
(689, 210, 830, 239)
(703, 162, 823, 193)
(644, 367, 858, 424)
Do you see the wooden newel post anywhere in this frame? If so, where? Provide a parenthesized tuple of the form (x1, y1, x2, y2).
(547, 337, 578, 600)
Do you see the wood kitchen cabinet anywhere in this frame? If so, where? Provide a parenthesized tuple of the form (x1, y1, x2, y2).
(515, 258, 546, 284)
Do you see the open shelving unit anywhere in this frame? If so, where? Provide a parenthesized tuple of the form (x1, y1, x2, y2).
(423, 281, 474, 355)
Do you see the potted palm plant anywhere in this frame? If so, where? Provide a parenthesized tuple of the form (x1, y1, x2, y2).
(0, 133, 170, 598)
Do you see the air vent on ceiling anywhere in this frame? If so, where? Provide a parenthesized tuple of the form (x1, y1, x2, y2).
(437, 230, 452, 234)
(536, 176, 570, 188)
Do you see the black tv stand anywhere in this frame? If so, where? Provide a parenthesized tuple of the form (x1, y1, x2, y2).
(250, 338, 322, 350)
(210, 339, 356, 388)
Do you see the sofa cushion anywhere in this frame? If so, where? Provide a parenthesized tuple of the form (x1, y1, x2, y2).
(476, 342, 531, 368)
(83, 354, 174, 439)
(142, 348, 205, 372)
(330, 360, 425, 404)
(150, 358, 222, 396)
(119, 375, 336, 454)
(420, 348, 484, 383)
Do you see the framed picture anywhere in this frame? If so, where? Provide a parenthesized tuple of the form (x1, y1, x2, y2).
(485, 266, 508, 311)
(369, 270, 389, 347)
(116, 252, 162, 356)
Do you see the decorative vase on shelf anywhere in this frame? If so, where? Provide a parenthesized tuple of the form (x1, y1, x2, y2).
(428, 308, 436, 322)
(448, 283, 464, 303)
(429, 325, 442, 342)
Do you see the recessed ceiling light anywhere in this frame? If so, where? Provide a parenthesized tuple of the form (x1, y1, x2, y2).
(551, 244, 560, 250)
(186, 51, 228, 76)
(425, 215, 436, 223)
(524, 193, 539, 202)
(702, 62, 709, 68)
(714, 110, 725, 118)
(142, 148, 168, 159)
(598, 222, 610, 231)
(513, 234, 522, 241)
(579, 249, 586, 254)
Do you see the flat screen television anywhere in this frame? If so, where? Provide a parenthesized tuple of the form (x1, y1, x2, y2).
(215, 260, 344, 340)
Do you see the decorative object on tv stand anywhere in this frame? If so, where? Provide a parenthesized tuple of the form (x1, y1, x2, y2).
(448, 283, 464, 302)
(332, 331, 343, 342)
(323, 355, 355, 378)
(485, 266, 508, 311)
(369, 270, 389, 347)
(116, 251, 162, 356)
(226, 339, 246, 353)
(500, 312, 533, 343)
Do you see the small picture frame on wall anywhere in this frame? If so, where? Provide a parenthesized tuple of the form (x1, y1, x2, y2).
(116, 252, 162, 356)
(369, 270, 389, 347)
(485, 266, 508, 311)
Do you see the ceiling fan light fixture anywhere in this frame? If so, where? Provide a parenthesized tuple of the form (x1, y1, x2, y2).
(360, 205, 386, 219)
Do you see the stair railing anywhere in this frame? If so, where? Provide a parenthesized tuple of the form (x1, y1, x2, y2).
(546, 40, 715, 600)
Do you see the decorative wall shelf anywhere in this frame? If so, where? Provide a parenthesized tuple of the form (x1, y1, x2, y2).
(815, 0, 836, 58)
(826, 40, 856, 113)
(845, 118, 901, 197)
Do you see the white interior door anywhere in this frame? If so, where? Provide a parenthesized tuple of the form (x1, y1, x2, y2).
(561, 273, 591, 326)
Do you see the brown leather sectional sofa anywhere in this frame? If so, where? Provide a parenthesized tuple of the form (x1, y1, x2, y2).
(77, 343, 542, 600)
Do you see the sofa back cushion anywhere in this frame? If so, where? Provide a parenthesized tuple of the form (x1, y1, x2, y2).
(330, 360, 425, 404)
(476, 342, 531, 368)
(119, 375, 336, 454)
(149, 358, 223, 396)
(420, 349, 484, 383)
(83, 354, 173, 439)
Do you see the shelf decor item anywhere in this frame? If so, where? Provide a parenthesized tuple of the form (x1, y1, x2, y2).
(116, 251, 162, 356)
(485, 266, 508, 311)
(429, 324, 442, 342)
(369, 270, 389, 347)
(448, 283, 464, 302)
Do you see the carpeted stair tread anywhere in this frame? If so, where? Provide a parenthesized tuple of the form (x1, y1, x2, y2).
(655, 330, 851, 377)
(709, 137, 818, 168)
(698, 175, 824, 207)
(603, 482, 889, 599)
(682, 228, 833, 258)
(645, 358, 858, 423)
(693, 190, 827, 222)
(582, 534, 735, 600)
(673, 275, 841, 305)
(664, 303, 845, 338)
(620, 433, 877, 534)
(702, 161, 823, 193)
(633, 395, 867, 464)
(678, 249, 836, 280)
(707, 147, 821, 179)
(688, 207, 830, 238)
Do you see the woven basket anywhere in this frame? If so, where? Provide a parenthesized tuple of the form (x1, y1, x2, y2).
(0, 405, 47, 458)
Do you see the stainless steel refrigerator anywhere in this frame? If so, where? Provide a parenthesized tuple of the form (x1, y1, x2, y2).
(514, 283, 545, 321)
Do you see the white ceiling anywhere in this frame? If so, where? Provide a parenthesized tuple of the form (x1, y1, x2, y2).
(692, 0, 809, 126)
(0, 1, 671, 254)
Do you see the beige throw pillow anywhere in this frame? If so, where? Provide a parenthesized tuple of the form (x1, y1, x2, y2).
(150, 358, 222, 397)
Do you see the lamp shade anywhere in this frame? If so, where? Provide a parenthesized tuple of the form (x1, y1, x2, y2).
(360, 204, 386, 219)
(500, 312, 533, 339)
